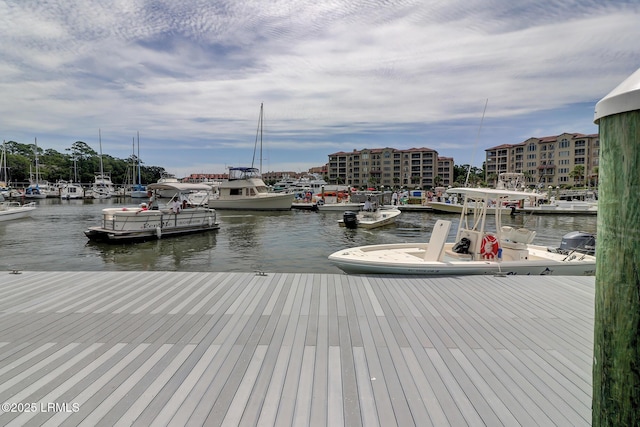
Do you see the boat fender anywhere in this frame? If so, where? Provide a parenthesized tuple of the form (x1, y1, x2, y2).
(481, 235, 499, 259)
(208, 216, 213, 227)
(156, 227, 162, 239)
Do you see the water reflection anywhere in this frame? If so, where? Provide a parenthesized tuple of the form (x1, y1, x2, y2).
(87, 231, 218, 271)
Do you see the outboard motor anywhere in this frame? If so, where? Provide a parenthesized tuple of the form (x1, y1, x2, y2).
(559, 231, 596, 254)
(452, 237, 471, 254)
(343, 211, 359, 229)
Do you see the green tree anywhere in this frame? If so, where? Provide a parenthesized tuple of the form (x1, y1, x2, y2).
(569, 165, 585, 186)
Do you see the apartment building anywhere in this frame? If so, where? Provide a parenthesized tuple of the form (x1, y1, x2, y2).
(327, 147, 454, 189)
(485, 132, 599, 187)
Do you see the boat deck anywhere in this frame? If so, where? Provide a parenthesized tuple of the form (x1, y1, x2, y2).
(0, 271, 594, 426)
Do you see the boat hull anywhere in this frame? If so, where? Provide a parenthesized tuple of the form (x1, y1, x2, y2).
(84, 207, 219, 242)
(338, 209, 401, 229)
(0, 202, 37, 222)
(517, 205, 597, 215)
(208, 193, 293, 210)
(328, 243, 596, 276)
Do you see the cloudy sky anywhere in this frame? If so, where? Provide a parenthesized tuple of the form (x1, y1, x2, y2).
(1, 0, 639, 178)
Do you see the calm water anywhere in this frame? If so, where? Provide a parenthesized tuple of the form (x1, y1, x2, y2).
(0, 198, 597, 274)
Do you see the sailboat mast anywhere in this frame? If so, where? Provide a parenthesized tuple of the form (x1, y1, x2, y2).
(99, 129, 104, 177)
(1, 140, 7, 183)
(251, 103, 264, 175)
(131, 137, 135, 187)
(260, 104, 263, 176)
(34, 137, 39, 184)
(137, 131, 141, 186)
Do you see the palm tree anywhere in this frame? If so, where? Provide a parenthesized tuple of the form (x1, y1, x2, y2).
(590, 166, 599, 188)
(569, 165, 585, 186)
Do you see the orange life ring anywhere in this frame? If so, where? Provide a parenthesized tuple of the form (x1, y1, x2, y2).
(480, 235, 499, 259)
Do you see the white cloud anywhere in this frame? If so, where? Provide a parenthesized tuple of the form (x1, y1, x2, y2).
(0, 0, 638, 174)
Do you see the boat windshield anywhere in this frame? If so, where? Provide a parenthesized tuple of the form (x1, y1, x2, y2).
(228, 167, 261, 180)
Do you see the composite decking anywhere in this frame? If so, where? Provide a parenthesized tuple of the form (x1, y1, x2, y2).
(0, 271, 594, 426)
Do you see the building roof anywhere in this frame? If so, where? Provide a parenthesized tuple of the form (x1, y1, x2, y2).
(485, 132, 599, 151)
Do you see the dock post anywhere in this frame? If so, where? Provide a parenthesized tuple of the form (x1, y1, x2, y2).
(593, 68, 640, 426)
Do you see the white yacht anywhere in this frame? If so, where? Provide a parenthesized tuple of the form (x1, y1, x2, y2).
(208, 167, 293, 210)
(155, 172, 180, 198)
(92, 131, 114, 199)
(92, 172, 115, 199)
(207, 103, 293, 210)
(59, 181, 84, 199)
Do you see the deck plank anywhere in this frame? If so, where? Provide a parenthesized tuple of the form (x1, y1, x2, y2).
(0, 271, 594, 426)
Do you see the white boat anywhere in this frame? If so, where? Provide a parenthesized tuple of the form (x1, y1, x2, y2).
(0, 201, 37, 221)
(339, 207, 401, 229)
(429, 200, 517, 215)
(318, 202, 363, 211)
(59, 181, 84, 199)
(208, 167, 294, 210)
(92, 173, 115, 199)
(207, 104, 293, 211)
(92, 131, 115, 199)
(328, 187, 596, 276)
(518, 200, 598, 215)
(0, 140, 12, 200)
(155, 172, 180, 198)
(25, 138, 50, 199)
(84, 182, 219, 242)
(24, 184, 48, 199)
(315, 190, 362, 211)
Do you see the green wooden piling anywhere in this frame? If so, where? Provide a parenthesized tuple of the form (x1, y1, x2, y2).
(593, 69, 640, 426)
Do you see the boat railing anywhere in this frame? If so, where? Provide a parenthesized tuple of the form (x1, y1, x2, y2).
(102, 208, 162, 231)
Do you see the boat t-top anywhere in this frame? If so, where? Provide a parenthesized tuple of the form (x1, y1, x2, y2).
(329, 187, 596, 276)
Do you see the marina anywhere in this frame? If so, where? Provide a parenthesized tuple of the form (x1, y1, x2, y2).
(0, 270, 593, 426)
(0, 198, 597, 274)
(0, 182, 599, 426)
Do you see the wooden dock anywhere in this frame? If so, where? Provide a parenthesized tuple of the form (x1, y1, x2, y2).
(0, 271, 594, 426)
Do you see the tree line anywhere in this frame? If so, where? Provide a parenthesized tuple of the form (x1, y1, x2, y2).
(1, 140, 166, 187)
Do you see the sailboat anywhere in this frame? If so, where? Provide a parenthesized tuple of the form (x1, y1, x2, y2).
(0, 141, 10, 200)
(92, 130, 115, 199)
(60, 145, 84, 199)
(24, 138, 49, 199)
(131, 132, 147, 198)
(207, 103, 294, 210)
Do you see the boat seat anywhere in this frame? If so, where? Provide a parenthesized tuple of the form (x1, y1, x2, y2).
(501, 227, 536, 249)
(455, 229, 483, 260)
(424, 220, 451, 261)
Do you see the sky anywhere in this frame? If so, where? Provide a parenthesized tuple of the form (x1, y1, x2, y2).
(1, 1, 639, 179)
